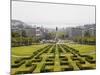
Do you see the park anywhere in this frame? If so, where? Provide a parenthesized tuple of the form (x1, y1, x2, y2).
(11, 1, 96, 74)
(11, 42, 96, 74)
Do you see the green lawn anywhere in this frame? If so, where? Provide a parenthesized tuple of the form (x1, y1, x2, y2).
(11, 56, 18, 64)
(66, 43, 96, 54)
(11, 43, 96, 74)
(65, 43, 96, 59)
(11, 44, 50, 67)
(12, 44, 48, 56)
(11, 44, 54, 74)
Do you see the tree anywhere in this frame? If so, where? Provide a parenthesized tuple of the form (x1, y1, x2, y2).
(84, 31, 90, 37)
(22, 30, 27, 37)
(12, 32, 20, 37)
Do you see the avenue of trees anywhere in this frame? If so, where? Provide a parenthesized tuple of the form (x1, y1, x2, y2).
(11, 29, 96, 47)
(11, 29, 44, 47)
(11, 31, 56, 47)
(72, 31, 96, 45)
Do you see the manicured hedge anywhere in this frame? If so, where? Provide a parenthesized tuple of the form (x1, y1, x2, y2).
(79, 54, 88, 57)
(85, 57, 96, 64)
(40, 64, 53, 72)
(12, 60, 25, 68)
(14, 58, 24, 64)
(61, 45, 70, 52)
(45, 62, 54, 65)
(60, 61, 69, 65)
(40, 64, 46, 72)
(76, 62, 83, 70)
(76, 62, 93, 70)
(43, 68, 53, 72)
(61, 65, 73, 71)
(79, 59, 85, 64)
(15, 65, 36, 74)
(86, 55, 93, 60)
(59, 55, 65, 59)
(71, 56, 79, 60)
(25, 61, 32, 67)
(46, 59, 54, 62)
(32, 58, 42, 62)
(60, 58, 68, 61)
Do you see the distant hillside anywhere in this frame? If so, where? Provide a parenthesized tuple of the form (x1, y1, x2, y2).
(11, 19, 32, 29)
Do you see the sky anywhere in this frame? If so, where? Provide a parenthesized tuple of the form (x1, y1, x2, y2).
(12, 1, 95, 28)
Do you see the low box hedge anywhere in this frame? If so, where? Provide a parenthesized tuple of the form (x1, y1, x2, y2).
(15, 65, 36, 74)
(12, 60, 25, 68)
(61, 65, 73, 71)
(71, 56, 79, 60)
(45, 62, 54, 65)
(46, 59, 54, 62)
(40, 64, 46, 72)
(32, 58, 41, 62)
(60, 58, 68, 61)
(86, 55, 93, 60)
(85, 58, 96, 64)
(79, 59, 85, 64)
(14, 58, 24, 64)
(25, 61, 33, 67)
(60, 61, 69, 65)
(76, 62, 94, 70)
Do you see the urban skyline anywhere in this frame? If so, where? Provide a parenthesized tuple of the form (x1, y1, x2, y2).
(12, 1, 95, 28)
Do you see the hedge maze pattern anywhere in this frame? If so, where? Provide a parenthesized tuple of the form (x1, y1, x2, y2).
(11, 44, 96, 74)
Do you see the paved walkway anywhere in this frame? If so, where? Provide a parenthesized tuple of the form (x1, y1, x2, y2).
(12, 54, 30, 57)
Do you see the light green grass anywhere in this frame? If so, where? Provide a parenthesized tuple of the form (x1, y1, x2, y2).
(91, 54, 96, 59)
(66, 43, 96, 54)
(12, 44, 48, 56)
(11, 56, 18, 64)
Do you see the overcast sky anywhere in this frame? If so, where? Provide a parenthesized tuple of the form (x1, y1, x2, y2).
(12, 1, 95, 28)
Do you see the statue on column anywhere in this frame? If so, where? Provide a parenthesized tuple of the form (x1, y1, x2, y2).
(55, 27, 58, 42)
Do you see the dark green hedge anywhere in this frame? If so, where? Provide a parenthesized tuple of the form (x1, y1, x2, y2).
(15, 65, 36, 74)
(12, 60, 25, 68)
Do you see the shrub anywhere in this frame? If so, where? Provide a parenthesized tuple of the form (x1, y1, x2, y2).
(60, 58, 68, 61)
(15, 65, 36, 74)
(86, 55, 93, 60)
(43, 68, 53, 72)
(85, 58, 96, 64)
(40, 64, 46, 72)
(45, 62, 54, 65)
(14, 58, 24, 64)
(71, 56, 79, 60)
(76, 62, 83, 70)
(46, 59, 53, 62)
(79, 59, 85, 64)
(76, 62, 94, 70)
(60, 61, 69, 65)
(61, 65, 73, 71)
(32, 58, 41, 62)
(12, 60, 25, 68)
(25, 61, 32, 67)
(80, 54, 88, 57)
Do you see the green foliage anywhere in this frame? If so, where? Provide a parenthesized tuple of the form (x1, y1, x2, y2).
(22, 30, 27, 37)
(12, 32, 20, 37)
(12, 37, 34, 47)
(73, 36, 96, 45)
(57, 32, 67, 39)
(12, 60, 25, 68)
(12, 31, 42, 47)
(84, 31, 91, 37)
